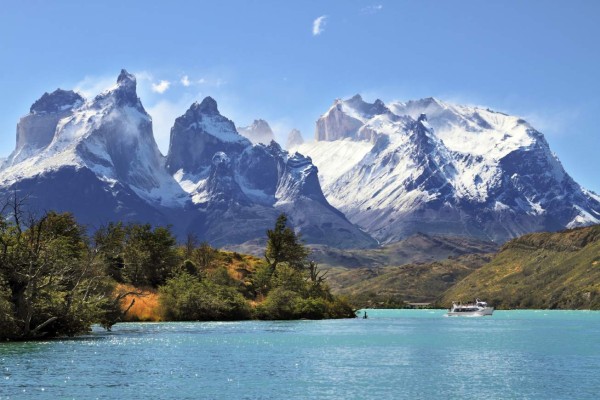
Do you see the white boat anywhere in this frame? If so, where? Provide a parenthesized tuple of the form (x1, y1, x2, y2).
(446, 299, 494, 317)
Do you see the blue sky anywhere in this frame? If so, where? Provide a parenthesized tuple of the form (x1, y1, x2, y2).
(1, 0, 598, 192)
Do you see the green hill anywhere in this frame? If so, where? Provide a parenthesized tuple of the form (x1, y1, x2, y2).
(440, 225, 600, 309)
(326, 253, 493, 306)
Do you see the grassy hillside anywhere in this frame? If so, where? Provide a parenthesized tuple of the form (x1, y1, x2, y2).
(440, 225, 600, 309)
(227, 233, 498, 269)
(118, 250, 264, 321)
(326, 254, 492, 306)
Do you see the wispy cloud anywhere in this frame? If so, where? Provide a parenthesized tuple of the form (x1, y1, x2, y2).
(147, 96, 196, 154)
(74, 75, 115, 98)
(312, 15, 327, 36)
(181, 75, 191, 87)
(361, 4, 383, 15)
(151, 80, 171, 94)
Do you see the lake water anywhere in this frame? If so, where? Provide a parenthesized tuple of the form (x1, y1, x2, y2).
(1, 310, 600, 399)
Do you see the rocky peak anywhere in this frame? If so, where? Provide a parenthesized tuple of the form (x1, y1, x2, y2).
(166, 99, 250, 175)
(275, 151, 333, 207)
(95, 69, 141, 108)
(205, 151, 251, 207)
(316, 94, 392, 142)
(286, 129, 304, 149)
(117, 69, 136, 86)
(30, 89, 84, 114)
(4, 90, 85, 167)
(194, 96, 219, 115)
(237, 119, 275, 145)
(344, 94, 389, 119)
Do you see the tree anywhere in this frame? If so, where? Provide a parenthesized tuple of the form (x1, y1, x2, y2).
(265, 214, 309, 274)
(195, 241, 216, 270)
(112, 224, 180, 287)
(184, 233, 198, 260)
(0, 201, 114, 340)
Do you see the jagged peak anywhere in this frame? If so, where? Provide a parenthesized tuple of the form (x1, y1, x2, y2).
(251, 119, 270, 128)
(286, 128, 304, 149)
(341, 94, 389, 119)
(117, 69, 136, 86)
(238, 118, 273, 133)
(93, 69, 141, 108)
(288, 152, 313, 167)
(30, 89, 84, 114)
(171, 98, 249, 146)
(184, 97, 224, 121)
(267, 140, 283, 152)
(193, 96, 219, 115)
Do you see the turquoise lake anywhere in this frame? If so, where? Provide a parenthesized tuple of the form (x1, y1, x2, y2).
(1, 309, 600, 399)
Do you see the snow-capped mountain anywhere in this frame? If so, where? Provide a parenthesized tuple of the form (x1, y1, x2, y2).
(0, 70, 186, 228)
(237, 119, 275, 145)
(3, 71, 597, 248)
(286, 128, 304, 149)
(292, 95, 600, 243)
(167, 99, 376, 248)
(0, 71, 374, 248)
(3, 89, 83, 168)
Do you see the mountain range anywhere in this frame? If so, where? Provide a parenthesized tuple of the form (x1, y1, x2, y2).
(1, 70, 598, 248)
(291, 95, 600, 243)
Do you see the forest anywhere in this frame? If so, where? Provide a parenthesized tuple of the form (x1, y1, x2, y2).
(0, 197, 354, 341)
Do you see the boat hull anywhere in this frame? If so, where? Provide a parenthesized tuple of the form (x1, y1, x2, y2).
(446, 307, 494, 317)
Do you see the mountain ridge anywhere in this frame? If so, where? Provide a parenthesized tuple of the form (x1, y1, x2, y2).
(292, 95, 600, 243)
(0, 71, 374, 249)
(1, 71, 598, 249)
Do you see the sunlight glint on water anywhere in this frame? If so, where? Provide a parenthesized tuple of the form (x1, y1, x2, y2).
(1, 310, 600, 399)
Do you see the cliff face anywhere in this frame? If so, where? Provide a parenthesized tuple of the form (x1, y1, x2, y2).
(5, 89, 84, 167)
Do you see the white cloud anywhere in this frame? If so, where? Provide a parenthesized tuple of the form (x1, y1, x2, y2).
(151, 80, 171, 94)
(312, 15, 327, 36)
(181, 75, 191, 87)
(74, 75, 116, 98)
(147, 97, 195, 154)
(362, 4, 383, 14)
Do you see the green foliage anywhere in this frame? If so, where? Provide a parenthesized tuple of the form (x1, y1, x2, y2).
(251, 263, 273, 298)
(265, 214, 309, 272)
(255, 287, 302, 320)
(0, 200, 355, 341)
(0, 280, 18, 338)
(181, 259, 199, 276)
(206, 266, 236, 287)
(159, 272, 251, 321)
(194, 242, 217, 270)
(255, 286, 355, 320)
(94, 223, 180, 287)
(270, 264, 307, 295)
(0, 206, 115, 340)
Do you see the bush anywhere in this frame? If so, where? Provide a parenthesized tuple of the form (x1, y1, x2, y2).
(294, 297, 329, 319)
(159, 273, 251, 321)
(255, 287, 303, 320)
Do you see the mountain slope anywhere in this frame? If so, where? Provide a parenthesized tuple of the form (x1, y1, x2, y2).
(0, 70, 186, 228)
(0, 71, 374, 248)
(440, 225, 600, 309)
(327, 253, 493, 304)
(237, 119, 275, 145)
(292, 95, 600, 243)
(166, 98, 376, 248)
